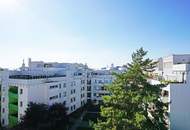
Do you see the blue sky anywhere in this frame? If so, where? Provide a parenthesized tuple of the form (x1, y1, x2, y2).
(0, 0, 190, 69)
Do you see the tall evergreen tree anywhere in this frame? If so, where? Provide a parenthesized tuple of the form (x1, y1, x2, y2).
(94, 48, 168, 130)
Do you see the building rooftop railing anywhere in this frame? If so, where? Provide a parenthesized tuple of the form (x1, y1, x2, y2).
(9, 74, 66, 80)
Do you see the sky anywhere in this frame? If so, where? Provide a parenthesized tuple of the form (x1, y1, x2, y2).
(0, 0, 190, 69)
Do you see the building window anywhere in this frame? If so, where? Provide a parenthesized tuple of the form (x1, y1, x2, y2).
(87, 80, 91, 85)
(59, 93, 61, 98)
(71, 97, 75, 103)
(59, 84, 61, 89)
(63, 101, 66, 105)
(73, 105, 76, 110)
(99, 80, 103, 83)
(87, 93, 91, 98)
(63, 83, 66, 88)
(2, 108, 5, 113)
(20, 89, 23, 94)
(49, 95, 58, 100)
(81, 80, 85, 84)
(63, 92, 66, 97)
(87, 86, 91, 91)
(71, 89, 75, 94)
(49, 85, 58, 89)
(71, 106, 73, 111)
(2, 119, 4, 125)
(20, 101, 23, 107)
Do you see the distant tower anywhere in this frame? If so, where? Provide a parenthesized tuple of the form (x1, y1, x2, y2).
(22, 59, 25, 68)
(20, 59, 25, 71)
(28, 58, 31, 68)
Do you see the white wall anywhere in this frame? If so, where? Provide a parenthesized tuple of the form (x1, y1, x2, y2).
(0, 70, 9, 126)
(91, 74, 113, 102)
(169, 83, 190, 130)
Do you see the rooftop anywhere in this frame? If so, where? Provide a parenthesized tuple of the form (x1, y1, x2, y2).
(9, 74, 66, 80)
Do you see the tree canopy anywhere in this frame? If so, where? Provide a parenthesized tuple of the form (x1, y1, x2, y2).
(14, 103, 69, 130)
(94, 48, 168, 130)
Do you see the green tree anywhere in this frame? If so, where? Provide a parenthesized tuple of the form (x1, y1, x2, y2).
(18, 103, 48, 130)
(47, 103, 69, 130)
(16, 103, 69, 130)
(94, 48, 168, 130)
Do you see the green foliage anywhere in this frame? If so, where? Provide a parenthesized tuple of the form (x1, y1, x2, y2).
(9, 116, 18, 128)
(15, 103, 69, 130)
(9, 104, 18, 115)
(94, 48, 168, 130)
(9, 87, 18, 94)
(160, 79, 179, 85)
(9, 88, 18, 127)
(9, 92, 18, 104)
(47, 103, 69, 130)
(83, 113, 101, 122)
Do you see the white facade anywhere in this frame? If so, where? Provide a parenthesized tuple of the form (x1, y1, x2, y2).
(156, 54, 190, 82)
(87, 70, 113, 103)
(0, 59, 125, 126)
(0, 59, 88, 126)
(0, 70, 9, 126)
(87, 66, 125, 103)
(156, 54, 190, 130)
(162, 81, 190, 130)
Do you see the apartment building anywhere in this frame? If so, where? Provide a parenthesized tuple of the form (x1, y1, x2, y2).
(155, 54, 190, 130)
(87, 66, 125, 104)
(0, 59, 88, 126)
(155, 54, 190, 82)
(0, 60, 125, 126)
(161, 67, 190, 130)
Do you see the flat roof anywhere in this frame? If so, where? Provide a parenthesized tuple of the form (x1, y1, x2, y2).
(9, 74, 66, 80)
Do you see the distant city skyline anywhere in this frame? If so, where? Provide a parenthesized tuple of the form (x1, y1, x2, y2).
(0, 0, 190, 69)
